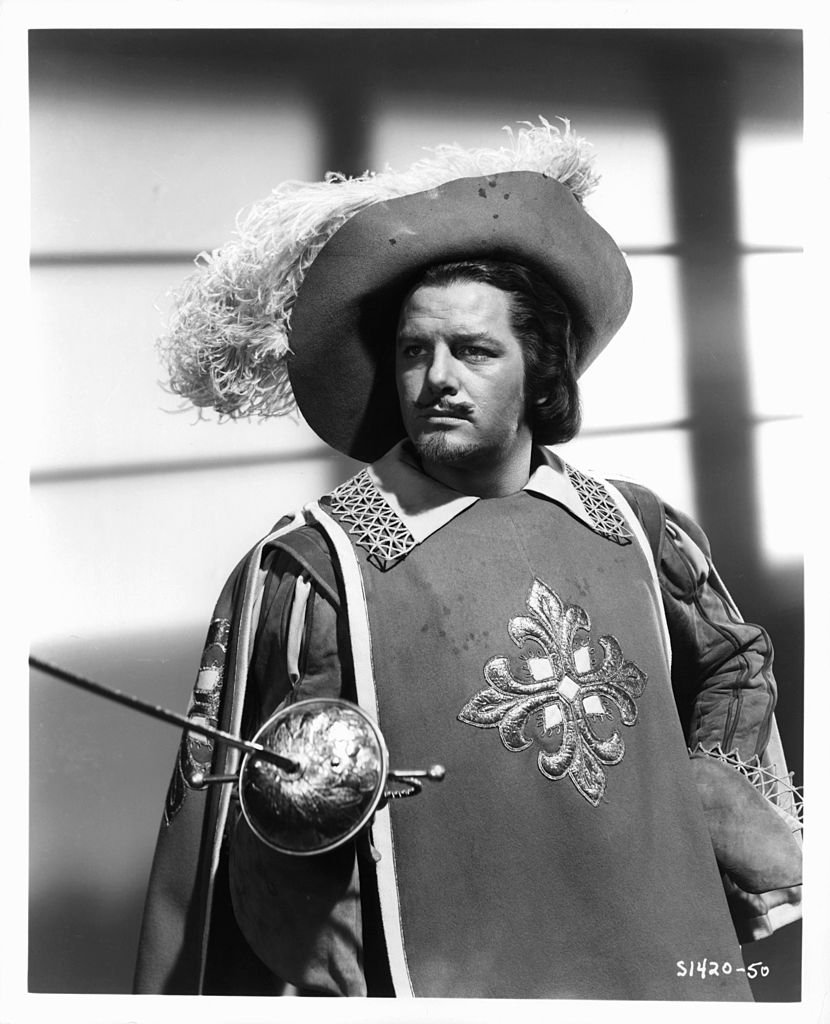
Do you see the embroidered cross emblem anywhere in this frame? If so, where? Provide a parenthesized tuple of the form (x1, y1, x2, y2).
(458, 578, 647, 806)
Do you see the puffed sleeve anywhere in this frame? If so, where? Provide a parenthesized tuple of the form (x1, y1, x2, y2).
(656, 502, 777, 763)
(647, 499, 802, 940)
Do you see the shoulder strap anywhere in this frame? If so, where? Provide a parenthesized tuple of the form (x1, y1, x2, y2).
(610, 478, 666, 566)
(269, 524, 341, 606)
(305, 499, 414, 997)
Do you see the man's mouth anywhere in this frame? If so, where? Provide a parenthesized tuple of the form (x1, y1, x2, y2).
(418, 405, 472, 421)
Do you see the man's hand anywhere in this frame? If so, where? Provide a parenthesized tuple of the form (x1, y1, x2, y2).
(689, 753, 802, 894)
(721, 876, 803, 943)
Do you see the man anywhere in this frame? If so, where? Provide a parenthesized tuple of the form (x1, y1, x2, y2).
(135, 120, 802, 999)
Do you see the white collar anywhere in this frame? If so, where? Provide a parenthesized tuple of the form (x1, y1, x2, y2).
(361, 441, 629, 547)
(328, 442, 635, 571)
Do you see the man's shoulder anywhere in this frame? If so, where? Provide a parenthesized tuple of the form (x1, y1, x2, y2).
(260, 514, 341, 606)
(607, 476, 711, 559)
(271, 517, 335, 565)
(602, 474, 713, 597)
(606, 476, 664, 525)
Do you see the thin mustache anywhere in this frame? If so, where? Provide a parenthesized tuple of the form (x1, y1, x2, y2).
(416, 401, 474, 416)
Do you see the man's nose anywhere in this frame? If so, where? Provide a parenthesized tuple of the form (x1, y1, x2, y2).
(425, 347, 458, 393)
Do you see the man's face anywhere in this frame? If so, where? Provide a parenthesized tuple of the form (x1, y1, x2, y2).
(395, 280, 531, 473)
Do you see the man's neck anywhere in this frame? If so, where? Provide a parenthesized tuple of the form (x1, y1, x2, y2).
(416, 436, 534, 498)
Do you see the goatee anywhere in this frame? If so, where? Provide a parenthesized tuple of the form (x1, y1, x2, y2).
(412, 432, 493, 468)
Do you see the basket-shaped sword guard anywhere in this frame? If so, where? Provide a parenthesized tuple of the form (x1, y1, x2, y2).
(238, 697, 444, 855)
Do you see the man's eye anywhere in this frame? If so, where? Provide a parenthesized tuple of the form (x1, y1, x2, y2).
(400, 344, 424, 358)
(459, 346, 492, 360)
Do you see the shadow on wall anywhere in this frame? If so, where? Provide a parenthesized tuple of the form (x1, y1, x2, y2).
(29, 626, 207, 995)
(29, 880, 147, 994)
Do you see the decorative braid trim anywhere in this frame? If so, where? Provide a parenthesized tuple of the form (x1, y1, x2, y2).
(329, 469, 416, 571)
(691, 742, 804, 828)
(563, 463, 634, 545)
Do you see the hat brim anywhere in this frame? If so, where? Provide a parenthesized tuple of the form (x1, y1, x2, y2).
(288, 171, 632, 462)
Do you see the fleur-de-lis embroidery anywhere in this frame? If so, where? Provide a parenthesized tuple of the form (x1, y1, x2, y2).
(458, 579, 647, 806)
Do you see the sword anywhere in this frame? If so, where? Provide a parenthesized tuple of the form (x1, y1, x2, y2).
(28, 655, 445, 817)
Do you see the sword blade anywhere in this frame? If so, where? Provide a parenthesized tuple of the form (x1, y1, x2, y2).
(28, 655, 299, 772)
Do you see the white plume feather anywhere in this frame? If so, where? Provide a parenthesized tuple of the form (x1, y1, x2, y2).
(160, 117, 599, 420)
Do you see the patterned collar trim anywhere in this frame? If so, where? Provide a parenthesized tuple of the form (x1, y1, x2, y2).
(560, 463, 634, 547)
(327, 442, 632, 571)
(328, 468, 419, 571)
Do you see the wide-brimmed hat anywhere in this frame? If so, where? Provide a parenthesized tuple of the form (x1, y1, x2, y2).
(160, 119, 632, 462)
(289, 171, 631, 461)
